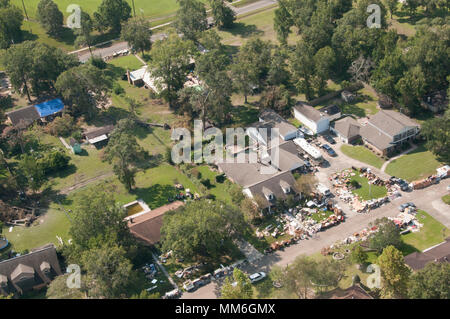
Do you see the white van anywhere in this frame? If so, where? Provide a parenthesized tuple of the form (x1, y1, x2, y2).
(317, 183, 331, 196)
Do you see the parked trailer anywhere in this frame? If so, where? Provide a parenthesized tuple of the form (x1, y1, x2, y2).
(294, 138, 323, 162)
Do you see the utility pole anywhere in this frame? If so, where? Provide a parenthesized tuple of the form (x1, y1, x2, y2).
(21, 0, 29, 20)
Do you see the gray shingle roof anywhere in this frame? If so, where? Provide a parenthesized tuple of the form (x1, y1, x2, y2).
(333, 117, 360, 139)
(293, 103, 324, 122)
(259, 109, 298, 138)
(247, 171, 297, 208)
(360, 123, 393, 151)
(404, 238, 450, 271)
(368, 110, 419, 137)
(6, 106, 40, 127)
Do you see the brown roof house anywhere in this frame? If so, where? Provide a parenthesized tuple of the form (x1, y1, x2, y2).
(0, 244, 62, 297)
(84, 125, 115, 147)
(331, 116, 361, 144)
(128, 201, 185, 246)
(5, 106, 40, 128)
(360, 110, 420, 156)
(404, 237, 450, 271)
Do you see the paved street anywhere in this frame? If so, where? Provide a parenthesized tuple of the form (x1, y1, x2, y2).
(76, 0, 278, 62)
(182, 140, 450, 299)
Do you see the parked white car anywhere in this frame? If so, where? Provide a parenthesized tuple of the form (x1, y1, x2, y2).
(249, 272, 266, 284)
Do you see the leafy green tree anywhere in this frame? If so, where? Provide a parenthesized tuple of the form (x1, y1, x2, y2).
(267, 47, 290, 86)
(273, 0, 293, 45)
(378, 245, 411, 298)
(420, 108, 450, 163)
(371, 48, 406, 99)
(395, 65, 426, 115)
(74, 11, 94, 54)
(408, 262, 450, 299)
(221, 268, 254, 299)
(103, 119, 145, 191)
(130, 290, 160, 299)
(160, 199, 245, 262)
(121, 17, 152, 55)
(94, 0, 131, 34)
(259, 85, 294, 117)
(384, 0, 398, 18)
(405, 0, 419, 16)
(313, 46, 336, 95)
(369, 217, 402, 253)
(0, 4, 23, 49)
(310, 258, 346, 293)
(37, 0, 64, 37)
(46, 274, 86, 299)
(289, 43, 316, 100)
(66, 184, 134, 260)
(231, 38, 272, 103)
(18, 154, 45, 193)
(280, 255, 317, 299)
(81, 242, 136, 298)
(351, 244, 368, 265)
(151, 31, 194, 108)
(56, 64, 112, 117)
(209, 0, 236, 29)
(175, 0, 207, 42)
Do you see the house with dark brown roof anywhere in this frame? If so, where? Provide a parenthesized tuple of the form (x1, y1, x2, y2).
(360, 110, 420, 156)
(404, 237, 450, 271)
(331, 116, 361, 144)
(0, 244, 62, 297)
(84, 125, 115, 147)
(128, 201, 185, 246)
(5, 106, 40, 128)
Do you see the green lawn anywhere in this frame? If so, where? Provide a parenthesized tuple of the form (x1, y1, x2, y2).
(341, 145, 385, 169)
(385, 145, 443, 182)
(442, 194, 450, 205)
(2, 205, 72, 252)
(349, 169, 387, 201)
(108, 54, 144, 71)
(401, 210, 449, 254)
(22, 19, 76, 51)
(13, 0, 207, 20)
(309, 210, 335, 223)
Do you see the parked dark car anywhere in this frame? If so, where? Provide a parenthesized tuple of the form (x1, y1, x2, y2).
(324, 135, 336, 144)
(322, 144, 337, 156)
(398, 202, 415, 212)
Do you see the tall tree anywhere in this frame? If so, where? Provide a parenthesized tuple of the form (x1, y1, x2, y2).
(103, 119, 144, 191)
(151, 31, 194, 108)
(94, 0, 131, 34)
(289, 42, 316, 100)
(280, 255, 317, 299)
(74, 11, 94, 55)
(46, 274, 86, 299)
(221, 268, 254, 299)
(55, 64, 112, 117)
(175, 0, 207, 42)
(420, 108, 450, 163)
(0, 3, 23, 49)
(395, 65, 426, 115)
(18, 154, 45, 193)
(37, 0, 64, 37)
(369, 217, 403, 253)
(121, 17, 152, 56)
(377, 245, 411, 298)
(408, 262, 450, 299)
(81, 242, 136, 298)
(209, 0, 236, 29)
(161, 200, 245, 261)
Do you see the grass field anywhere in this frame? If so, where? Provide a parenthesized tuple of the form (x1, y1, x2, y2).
(385, 145, 442, 182)
(401, 210, 449, 254)
(349, 169, 387, 201)
(12, 0, 207, 20)
(341, 145, 385, 169)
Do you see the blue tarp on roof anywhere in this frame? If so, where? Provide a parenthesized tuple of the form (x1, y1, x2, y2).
(34, 99, 64, 118)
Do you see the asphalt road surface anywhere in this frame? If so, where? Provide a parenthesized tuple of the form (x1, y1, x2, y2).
(77, 0, 278, 62)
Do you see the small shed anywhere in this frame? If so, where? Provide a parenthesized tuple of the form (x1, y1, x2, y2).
(69, 138, 82, 155)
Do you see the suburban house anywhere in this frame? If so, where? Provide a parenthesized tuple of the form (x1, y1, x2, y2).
(84, 125, 115, 147)
(360, 110, 420, 156)
(404, 237, 450, 271)
(219, 139, 306, 211)
(293, 103, 330, 134)
(331, 116, 361, 144)
(5, 99, 65, 128)
(243, 171, 298, 209)
(319, 104, 341, 121)
(258, 109, 301, 141)
(128, 201, 185, 246)
(0, 244, 62, 297)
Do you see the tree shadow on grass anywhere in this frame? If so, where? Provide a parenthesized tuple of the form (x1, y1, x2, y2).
(400, 242, 420, 256)
(341, 103, 366, 118)
(226, 23, 264, 38)
(132, 184, 177, 208)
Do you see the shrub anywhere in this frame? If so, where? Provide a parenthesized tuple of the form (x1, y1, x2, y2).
(46, 114, 76, 137)
(113, 82, 125, 95)
(215, 174, 226, 183)
(39, 150, 70, 174)
(201, 178, 211, 189)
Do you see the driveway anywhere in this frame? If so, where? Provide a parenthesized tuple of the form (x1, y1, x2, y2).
(181, 138, 450, 299)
